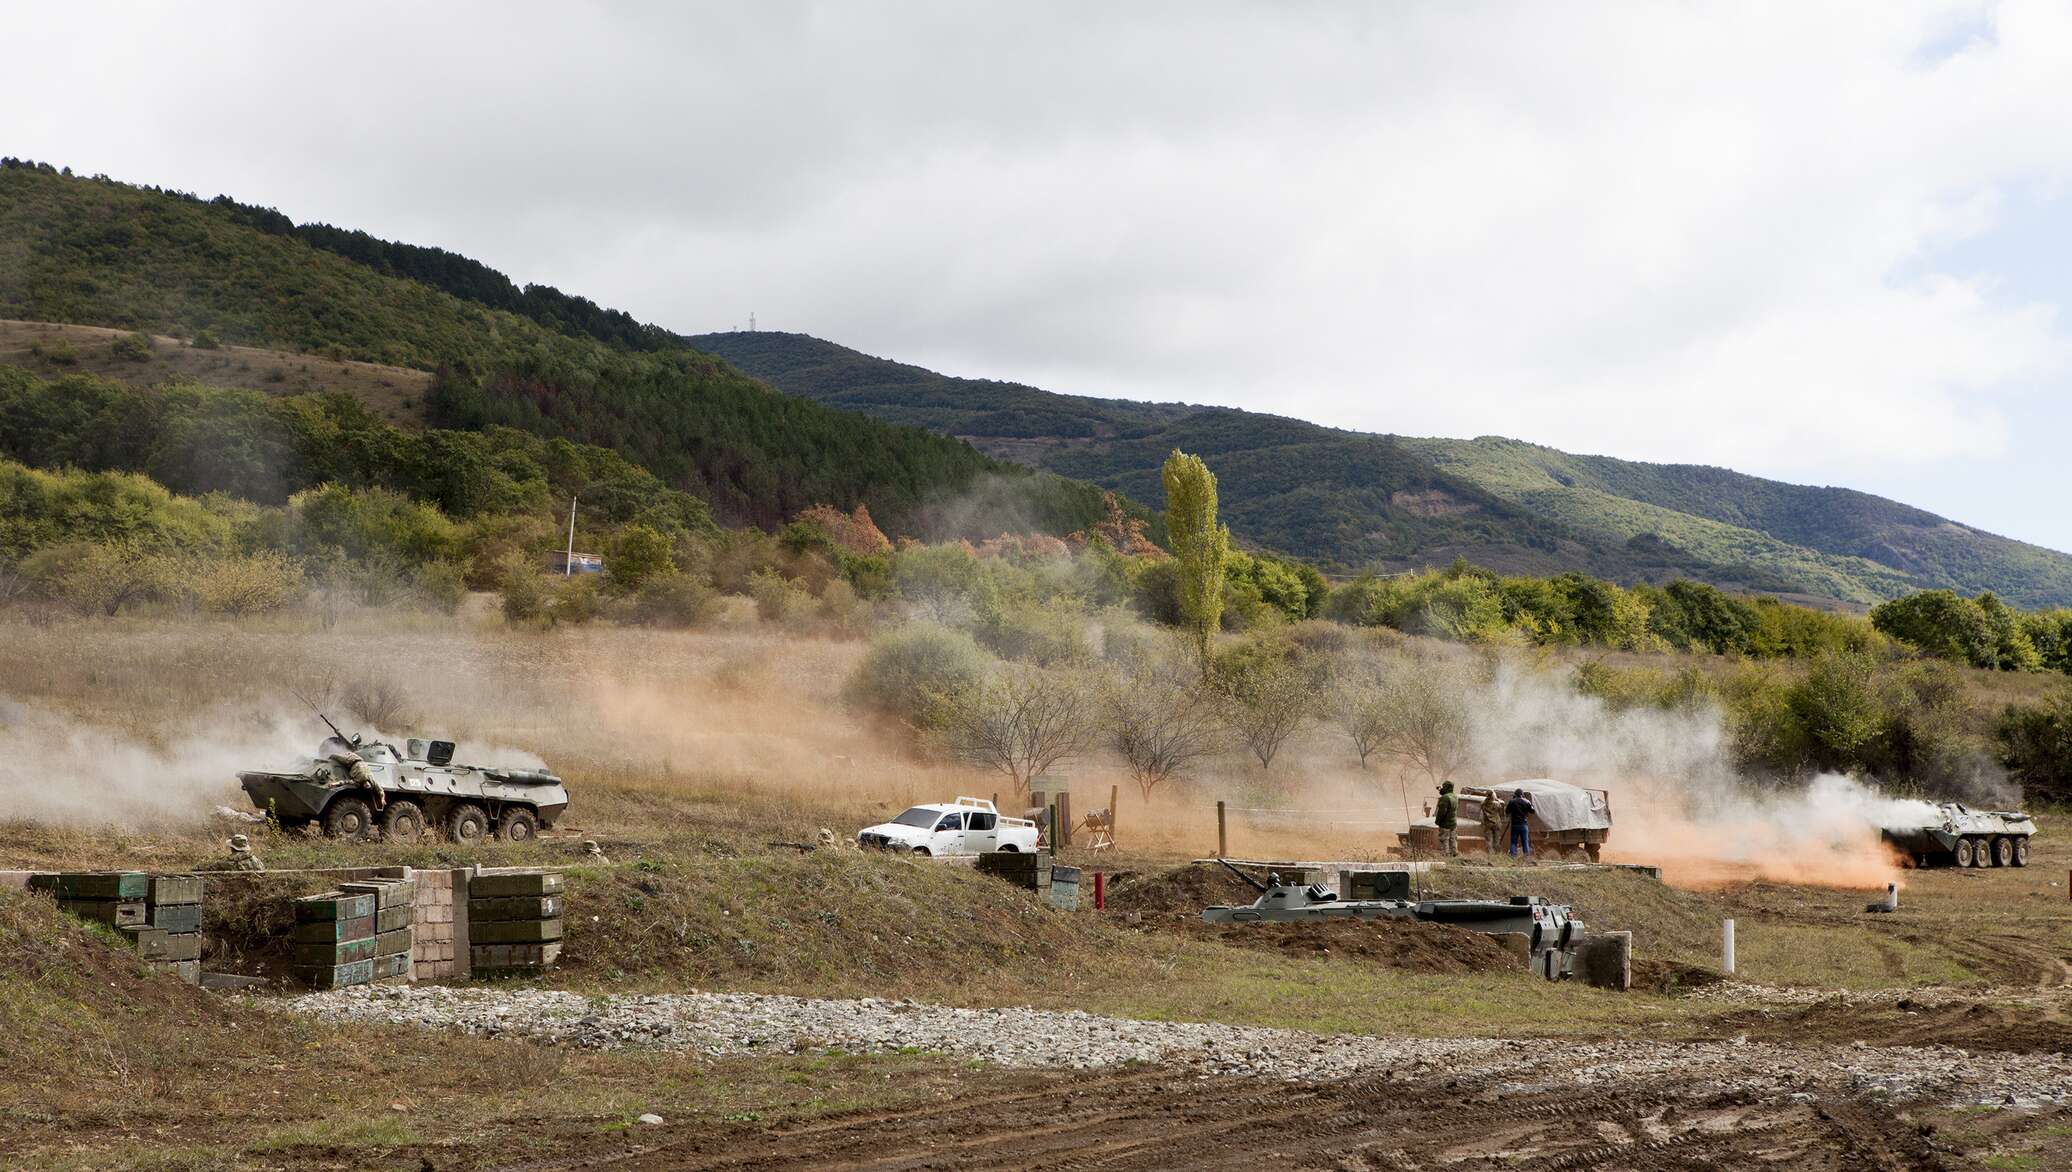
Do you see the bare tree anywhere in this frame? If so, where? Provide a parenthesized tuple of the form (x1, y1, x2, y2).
(1323, 657, 1395, 768)
(1215, 647, 1312, 770)
(942, 666, 1097, 794)
(1107, 652, 1226, 799)
(1379, 661, 1474, 785)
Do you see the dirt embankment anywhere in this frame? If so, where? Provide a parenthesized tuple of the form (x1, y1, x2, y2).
(1104, 863, 1522, 975)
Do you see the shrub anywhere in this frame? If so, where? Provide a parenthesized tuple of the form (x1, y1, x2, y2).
(975, 596, 1088, 666)
(1999, 685, 2072, 805)
(847, 624, 990, 730)
(631, 572, 715, 628)
(191, 328, 222, 350)
(188, 551, 305, 615)
(608, 524, 676, 592)
(109, 331, 154, 362)
(747, 568, 815, 627)
(497, 553, 553, 625)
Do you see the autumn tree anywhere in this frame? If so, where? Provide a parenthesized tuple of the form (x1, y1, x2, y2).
(1106, 641, 1226, 798)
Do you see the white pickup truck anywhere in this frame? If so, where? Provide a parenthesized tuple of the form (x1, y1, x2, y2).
(856, 797, 1039, 856)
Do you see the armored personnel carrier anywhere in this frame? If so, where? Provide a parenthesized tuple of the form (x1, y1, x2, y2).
(1881, 803, 2035, 869)
(239, 715, 569, 844)
(1202, 865, 1584, 979)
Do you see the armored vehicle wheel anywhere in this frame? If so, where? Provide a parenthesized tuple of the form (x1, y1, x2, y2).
(497, 807, 539, 842)
(1994, 836, 2014, 867)
(324, 796, 373, 841)
(447, 802, 491, 846)
(1954, 838, 1975, 868)
(2014, 837, 2030, 867)
(382, 800, 427, 843)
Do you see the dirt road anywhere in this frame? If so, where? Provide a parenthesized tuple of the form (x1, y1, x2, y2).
(511, 1066, 1976, 1171)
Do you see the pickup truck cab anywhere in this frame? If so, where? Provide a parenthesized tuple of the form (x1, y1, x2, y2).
(856, 797, 1039, 856)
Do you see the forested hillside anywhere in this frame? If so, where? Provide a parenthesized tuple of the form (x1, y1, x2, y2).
(691, 331, 2072, 607)
(0, 161, 1129, 539)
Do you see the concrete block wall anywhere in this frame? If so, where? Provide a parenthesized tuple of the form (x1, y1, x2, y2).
(408, 868, 470, 980)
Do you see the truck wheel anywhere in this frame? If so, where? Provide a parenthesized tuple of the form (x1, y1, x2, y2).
(382, 801, 426, 843)
(910, 846, 931, 857)
(1993, 837, 2014, 867)
(324, 796, 373, 841)
(998, 844, 1019, 853)
(497, 807, 539, 843)
(447, 803, 490, 846)
(1954, 839, 1975, 868)
(1585, 844, 1602, 863)
(2013, 838, 2030, 867)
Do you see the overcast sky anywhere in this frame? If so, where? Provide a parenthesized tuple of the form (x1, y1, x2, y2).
(10, 2, 2072, 550)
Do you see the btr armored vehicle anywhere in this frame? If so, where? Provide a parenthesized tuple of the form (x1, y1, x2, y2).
(239, 725, 569, 845)
(856, 797, 1039, 856)
(1881, 803, 2035, 869)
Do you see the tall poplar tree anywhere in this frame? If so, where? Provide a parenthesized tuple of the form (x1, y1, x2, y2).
(1162, 449, 1229, 673)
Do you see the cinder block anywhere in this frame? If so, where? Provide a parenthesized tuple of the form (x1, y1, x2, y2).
(374, 904, 414, 933)
(472, 918, 563, 944)
(147, 875, 204, 906)
(38, 872, 149, 900)
(295, 958, 375, 989)
(294, 892, 377, 922)
(122, 928, 201, 962)
(146, 902, 202, 933)
(468, 872, 563, 898)
(469, 895, 563, 921)
(291, 914, 376, 943)
(58, 899, 146, 928)
(293, 936, 379, 966)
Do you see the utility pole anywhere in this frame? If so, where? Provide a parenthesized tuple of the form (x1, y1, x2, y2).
(565, 495, 577, 577)
(749, 311, 756, 332)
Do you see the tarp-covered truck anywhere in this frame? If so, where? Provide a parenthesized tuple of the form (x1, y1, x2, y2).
(1459, 779, 1613, 862)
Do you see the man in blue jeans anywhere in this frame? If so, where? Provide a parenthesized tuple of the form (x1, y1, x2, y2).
(1505, 789, 1536, 858)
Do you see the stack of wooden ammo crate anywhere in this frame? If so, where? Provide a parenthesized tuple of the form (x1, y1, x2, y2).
(32, 871, 205, 983)
(468, 871, 564, 973)
(293, 879, 416, 988)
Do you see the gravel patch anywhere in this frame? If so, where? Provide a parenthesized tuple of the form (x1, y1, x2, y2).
(289, 985, 2072, 1108)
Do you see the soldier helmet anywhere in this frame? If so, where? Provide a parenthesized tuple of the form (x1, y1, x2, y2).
(230, 833, 250, 850)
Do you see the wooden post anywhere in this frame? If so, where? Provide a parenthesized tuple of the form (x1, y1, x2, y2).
(1109, 784, 1119, 847)
(1057, 792, 1072, 848)
(1047, 803, 1059, 857)
(1216, 800, 1227, 859)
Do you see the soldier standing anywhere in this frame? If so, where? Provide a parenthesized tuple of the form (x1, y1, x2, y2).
(1434, 781, 1459, 857)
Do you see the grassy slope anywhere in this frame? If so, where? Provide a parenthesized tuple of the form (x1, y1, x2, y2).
(0, 165, 1123, 537)
(691, 331, 2072, 606)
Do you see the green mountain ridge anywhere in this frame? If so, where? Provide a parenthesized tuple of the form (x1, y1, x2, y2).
(0, 161, 1133, 541)
(688, 330, 2072, 608)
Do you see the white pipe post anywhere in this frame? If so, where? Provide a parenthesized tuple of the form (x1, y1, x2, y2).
(565, 495, 577, 577)
(1722, 918, 1736, 976)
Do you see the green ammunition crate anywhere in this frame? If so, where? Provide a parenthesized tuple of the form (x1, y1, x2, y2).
(290, 914, 376, 944)
(472, 917, 563, 944)
(469, 895, 563, 922)
(341, 879, 417, 908)
(40, 872, 149, 900)
(58, 899, 147, 928)
(374, 904, 415, 933)
(149, 958, 201, 985)
(295, 958, 375, 989)
(471, 940, 563, 970)
(375, 928, 413, 956)
(147, 875, 204, 906)
(292, 936, 379, 967)
(146, 902, 202, 933)
(373, 952, 412, 979)
(468, 872, 563, 898)
(122, 928, 201, 962)
(294, 892, 377, 921)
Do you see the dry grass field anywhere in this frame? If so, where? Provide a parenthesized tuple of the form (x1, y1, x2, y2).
(3, 608, 2070, 1169)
